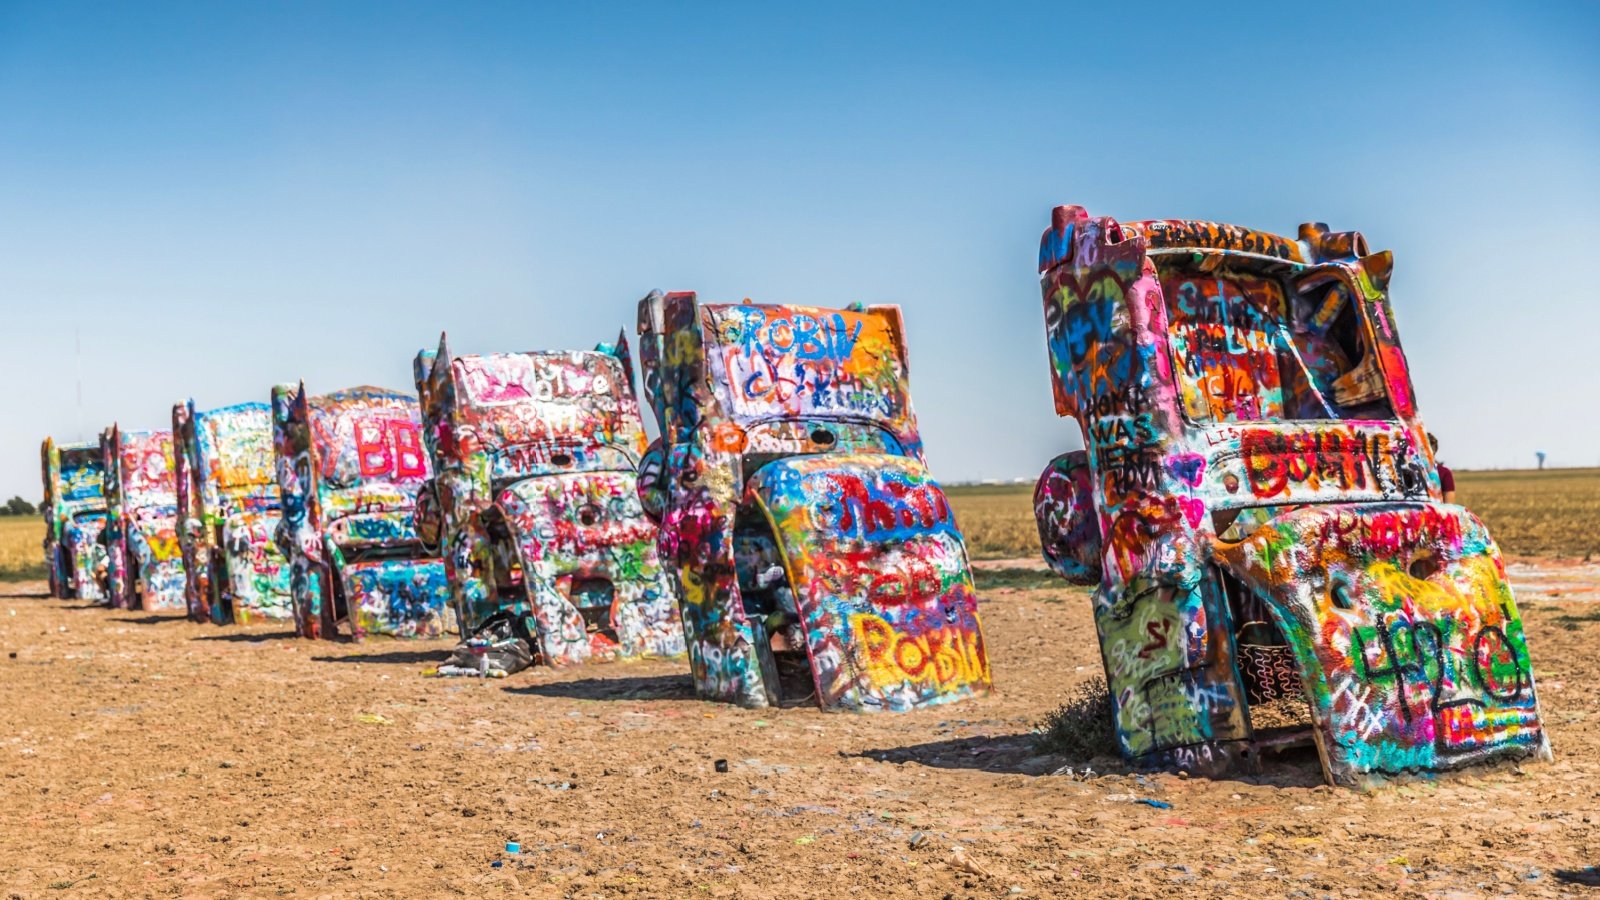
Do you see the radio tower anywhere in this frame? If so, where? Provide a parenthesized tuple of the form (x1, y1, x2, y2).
(75, 326, 84, 442)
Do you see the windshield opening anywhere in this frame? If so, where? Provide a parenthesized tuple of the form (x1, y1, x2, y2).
(59, 451, 105, 503)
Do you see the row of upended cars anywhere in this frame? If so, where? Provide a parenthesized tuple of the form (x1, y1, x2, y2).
(38, 208, 1551, 788)
(43, 290, 992, 716)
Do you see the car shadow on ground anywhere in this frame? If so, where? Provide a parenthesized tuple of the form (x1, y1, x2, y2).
(853, 733, 1326, 786)
(504, 673, 698, 702)
(311, 649, 450, 665)
(192, 629, 300, 642)
(853, 732, 1096, 775)
(1555, 866, 1600, 887)
(113, 613, 190, 625)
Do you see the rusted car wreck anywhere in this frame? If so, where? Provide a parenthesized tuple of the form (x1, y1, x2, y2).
(271, 383, 451, 640)
(41, 437, 110, 602)
(174, 400, 293, 624)
(412, 335, 683, 668)
(1033, 205, 1548, 786)
(637, 291, 990, 710)
(100, 426, 187, 611)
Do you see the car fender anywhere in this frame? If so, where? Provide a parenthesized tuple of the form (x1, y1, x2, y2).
(742, 453, 991, 711)
(1213, 502, 1550, 786)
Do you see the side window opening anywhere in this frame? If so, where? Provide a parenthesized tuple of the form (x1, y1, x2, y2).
(483, 507, 525, 603)
(732, 504, 815, 707)
(1215, 567, 1316, 749)
(1285, 279, 1395, 420)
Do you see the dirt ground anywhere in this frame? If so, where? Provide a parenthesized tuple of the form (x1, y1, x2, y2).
(2, 568, 1598, 899)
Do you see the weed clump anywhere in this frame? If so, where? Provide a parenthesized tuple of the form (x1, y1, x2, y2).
(1033, 676, 1118, 760)
(971, 567, 1067, 592)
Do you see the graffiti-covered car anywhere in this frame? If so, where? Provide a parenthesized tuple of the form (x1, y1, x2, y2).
(412, 334, 684, 667)
(271, 383, 451, 641)
(174, 400, 293, 624)
(1033, 205, 1548, 786)
(636, 291, 990, 711)
(100, 426, 187, 611)
(41, 437, 110, 601)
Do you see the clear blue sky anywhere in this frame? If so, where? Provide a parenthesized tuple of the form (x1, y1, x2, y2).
(3, 1, 1597, 501)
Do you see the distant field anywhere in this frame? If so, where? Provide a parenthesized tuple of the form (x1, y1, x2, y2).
(1449, 468, 1600, 559)
(947, 467, 1600, 561)
(943, 483, 1044, 560)
(3, 469, 1593, 582)
(0, 517, 45, 580)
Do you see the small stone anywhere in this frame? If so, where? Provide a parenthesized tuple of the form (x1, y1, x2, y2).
(462, 808, 477, 818)
(949, 850, 989, 878)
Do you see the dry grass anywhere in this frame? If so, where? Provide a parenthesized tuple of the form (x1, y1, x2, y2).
(1453, 468, 1600, 560)
(946, 483, 1043, 560)
(1032, 675, 1118, 760)
(948, 468, 1600, 561)
(0, 517, 45, 580)
(3, 469, 1591, 581)
(970, 567, 1070, 593)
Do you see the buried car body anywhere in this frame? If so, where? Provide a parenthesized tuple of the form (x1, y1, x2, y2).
(637, 291, 990, 711)
(1033, 205, 1548, 787)
(413, 334, 683, 666)
(41, 437, 110, 601)
(174, 400, 293, 624)
(100, 426, 187, 611)
(271, 383, 451, 641)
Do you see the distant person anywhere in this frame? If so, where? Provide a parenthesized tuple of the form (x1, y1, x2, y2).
(1429, 433, 1456, 503)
